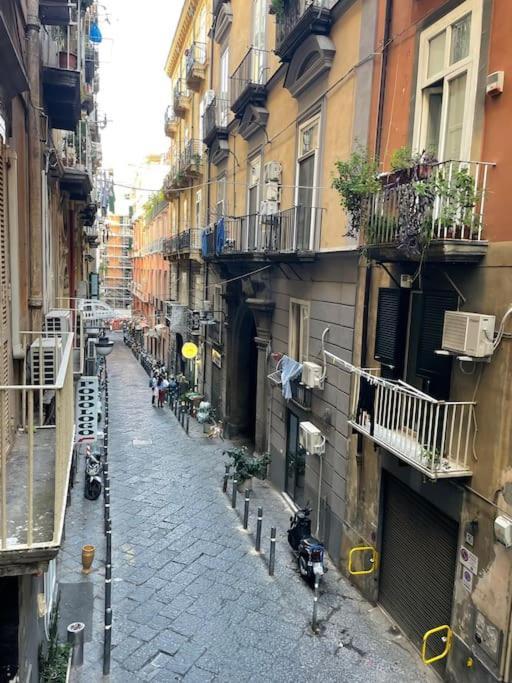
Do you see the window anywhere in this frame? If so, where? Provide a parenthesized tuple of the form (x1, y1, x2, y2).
(216, 175, 226, 217)
(295, 115, 320, 250)
(289, 299, 310, 363)
(195, 190, 202, 228)
(252, 0, 267, 84)
(413, 1, 482, 161)
(246, 156, 261, 249)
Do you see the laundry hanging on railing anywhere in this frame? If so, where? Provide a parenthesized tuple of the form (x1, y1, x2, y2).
(279, 355, 303, 400)
(215, 217, 225, 255)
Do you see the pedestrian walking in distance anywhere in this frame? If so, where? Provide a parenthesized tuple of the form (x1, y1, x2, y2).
(157, 376, 166, 408)
(149, 373, 158, 406)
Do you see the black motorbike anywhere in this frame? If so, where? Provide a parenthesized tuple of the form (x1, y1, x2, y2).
(84, 447, 102, 500)
(287, 505, 326, 586)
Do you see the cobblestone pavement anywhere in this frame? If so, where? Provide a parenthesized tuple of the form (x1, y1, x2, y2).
(63, 337, 437, 682)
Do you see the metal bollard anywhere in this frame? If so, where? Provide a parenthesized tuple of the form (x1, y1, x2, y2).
(312, 578, 320, 632)
(67, 622, 85, 668)
(105, 563, 112, 608)
(269, 527, 276, 576)
(186, 415, 190, 435)
(243, 489, 250, 530)
(104, 504, 110, 532)
(255, 507, 263, 552)
(103, 608, 112, 676)
(222, 465, 230, 493)
(231, 478, 238, 509)
(106, 528, 112, 561)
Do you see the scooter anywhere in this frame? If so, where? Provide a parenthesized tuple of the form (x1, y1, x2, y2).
(84, 446, 102, 500)
(287, 504, 326, 586)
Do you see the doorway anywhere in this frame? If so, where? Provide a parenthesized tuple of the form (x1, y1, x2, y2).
(285, 410, 306, 506)
(0, 576, 18, 681)
(229, 305, 257, 441)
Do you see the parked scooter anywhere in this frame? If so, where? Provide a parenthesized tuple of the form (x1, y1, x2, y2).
(84, 446, 102, 500)
(287, 504, 326, 586)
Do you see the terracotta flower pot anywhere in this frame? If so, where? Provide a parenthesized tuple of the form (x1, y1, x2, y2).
(81, 544, 95, 574)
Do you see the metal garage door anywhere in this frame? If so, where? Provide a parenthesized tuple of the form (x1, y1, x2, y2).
(379, 472, 459, 665)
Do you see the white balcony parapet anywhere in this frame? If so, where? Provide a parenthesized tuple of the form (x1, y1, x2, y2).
(322, 339, 475, 479)
(0, 331, 75, 555)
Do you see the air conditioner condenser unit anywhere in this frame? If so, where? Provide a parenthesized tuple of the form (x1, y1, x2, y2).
(299, 421, 325, 455)
(442, 311, 496, 358)
(301, 362, 324, 389)
(45, 309, 72, 335)
(30, 337, 63, 385)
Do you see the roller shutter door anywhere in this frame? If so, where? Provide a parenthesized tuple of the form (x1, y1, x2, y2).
(0, 142, 12, 453)
(379, 472, 458, 667)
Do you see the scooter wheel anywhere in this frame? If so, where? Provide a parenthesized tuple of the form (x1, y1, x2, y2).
(298, 553, 309, 579)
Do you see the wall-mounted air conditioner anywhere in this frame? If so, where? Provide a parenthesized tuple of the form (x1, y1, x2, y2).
(260, 200, 279, 216)
(202, 300, 212, 314)
(299, 421, 325, 455)
(264, 181, 280, 202)
(45, 309, 72, 335)
(30, 338, 63, 385)
(302, 362, 324, 389)
(442, 311, 495, 358)
(264, 161, 282, 183)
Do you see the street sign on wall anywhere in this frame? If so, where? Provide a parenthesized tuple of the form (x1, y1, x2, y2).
(75, 376, 99, 443)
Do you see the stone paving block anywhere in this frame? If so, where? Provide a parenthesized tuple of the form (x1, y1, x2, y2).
(149, 628, 188, 656)
(111, 635, 144, 663)
(170, 612, 207, 638)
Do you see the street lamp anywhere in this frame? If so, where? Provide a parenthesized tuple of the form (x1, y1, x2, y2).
(95, 335, 114, 357)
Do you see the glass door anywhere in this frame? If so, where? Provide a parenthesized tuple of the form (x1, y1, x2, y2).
(285, 411, 306, 507)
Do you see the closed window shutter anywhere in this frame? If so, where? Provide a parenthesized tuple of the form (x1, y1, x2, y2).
(416, 290, 458, 379)
(0, 142, 12, 451)
(374, 288, 408, 373)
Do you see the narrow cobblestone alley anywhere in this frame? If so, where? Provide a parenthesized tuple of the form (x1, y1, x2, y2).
(65, 338, 435, 682)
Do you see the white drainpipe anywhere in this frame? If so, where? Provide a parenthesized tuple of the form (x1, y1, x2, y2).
(7, 148, 24, 359)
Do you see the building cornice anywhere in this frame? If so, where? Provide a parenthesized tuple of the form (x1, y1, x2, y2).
(164, 0, 202, 79)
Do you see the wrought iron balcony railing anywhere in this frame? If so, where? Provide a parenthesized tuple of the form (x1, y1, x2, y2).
(203, 96, 230, 146)
(275, 0, 333, 61)
(362, 160, 494, 260)
(181, 139, 204, 177)
(0, 332, 75, 554)
(290, 378, 312, 411)
(163, 229, 202, 257)
(173, 78, 191, 118)
(164, 106, 179, 138)
(186, 42, 207, 91)
(230, 47, 267, 114)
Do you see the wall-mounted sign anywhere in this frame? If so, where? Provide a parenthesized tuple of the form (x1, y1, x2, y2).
(462, 567, 473, 593)
(459, 546, 479, 575)
(182, 342, 198, 359)
(75, 377, 99, 444)
(212, 348, 222, 368)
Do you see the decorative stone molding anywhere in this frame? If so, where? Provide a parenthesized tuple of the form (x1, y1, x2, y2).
(284, 34, 336, 99)
(214, 2, 233, 44)
(238, 104, 269, 141)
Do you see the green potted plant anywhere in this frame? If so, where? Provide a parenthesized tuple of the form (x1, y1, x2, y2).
(224, 446, 271, 491)
(332, 148, 380, 237)
(269, 0, 286, 18)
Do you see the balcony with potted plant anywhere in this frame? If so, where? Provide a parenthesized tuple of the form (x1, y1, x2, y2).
(42, 26, 81, 131)
(271, 0, 334, 63)
(332, 148, 495, 263)
(185, 42, 207, 92)
(181, 139, 204, 179)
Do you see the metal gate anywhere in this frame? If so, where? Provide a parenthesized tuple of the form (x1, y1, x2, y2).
(379, 472, 458, 666)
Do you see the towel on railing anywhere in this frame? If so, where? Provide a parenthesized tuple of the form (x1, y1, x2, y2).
(201, 229, 209, 257)
(216, 217, 225, 255)
(280, 355, 303, 400)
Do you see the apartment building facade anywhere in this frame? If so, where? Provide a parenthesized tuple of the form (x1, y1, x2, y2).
(100, 213, 133, 311)
(0, 1, 102, 678)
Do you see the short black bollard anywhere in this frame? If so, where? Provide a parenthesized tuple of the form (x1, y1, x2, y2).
(255, 507, 263, 552)
(186, 415, 190, 435)
(106, 528, 112, 561)
(269, 527, 276, 576)
(312, 578, 320, 632)
(105, 563, 112, 608)
(103, 608, 112, 676)
(104, 503, 110, 531)
(222, 465, 230, 493)
(231, 478, 238, 509)
(243, 489, 250, 530)
(67, 622, 85, 668)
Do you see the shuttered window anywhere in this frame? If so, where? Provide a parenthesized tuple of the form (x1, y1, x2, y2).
(416, 290, 458, 379)
(0, 142, 12, 451)
(374, 288, 409, 374)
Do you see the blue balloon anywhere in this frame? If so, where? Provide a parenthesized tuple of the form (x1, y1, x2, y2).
(89, 22, 102, 44)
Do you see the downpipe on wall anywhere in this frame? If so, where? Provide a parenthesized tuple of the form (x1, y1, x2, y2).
(7, 149, 24, 359)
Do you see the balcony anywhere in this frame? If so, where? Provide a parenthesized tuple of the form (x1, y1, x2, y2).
(181, 140, 204, 178)
(203, 96, 229, 163)
(230, 48, 267, 117)
(42, 56, 81, 131)
(202, 206, 322, 260)
(83, 225, 99, 246)
(84, 46, 98, 85)
(349, 371, 475, 479)
(39, 0, 75, 26)
(163, 229, 202, 260)
(290, 378, 312, 411)
(164, 106, 179, 139)
(173, 79, 191, 118)
(274, 0, 333, 62)
(362, 160, 494, 263)
(213, 0, 229, 14)
(186, 42, 207, 92)
(163, 165, 187, 200)
(0, 332, 75, 570)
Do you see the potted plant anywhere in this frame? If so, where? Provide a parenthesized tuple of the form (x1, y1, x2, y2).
(269, 0, 286, 18)
(332, 148, 380, 237)
(224, 446, 271, 491)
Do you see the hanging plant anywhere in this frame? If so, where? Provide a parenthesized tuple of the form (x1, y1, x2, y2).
(331, 149, 380, 238)
(269, 0, 286, 18)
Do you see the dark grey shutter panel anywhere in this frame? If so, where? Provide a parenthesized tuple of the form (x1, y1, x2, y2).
(374, 288, 408, 373)
(416, 290, 458, 379)
(379, 473, 458, 671)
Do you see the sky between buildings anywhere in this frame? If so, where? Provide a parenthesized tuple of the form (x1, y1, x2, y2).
(97, 0, 184, 212)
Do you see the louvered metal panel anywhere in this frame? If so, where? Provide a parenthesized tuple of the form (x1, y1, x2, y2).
(0, 143, 12, 453)
(374, 288, 408, 373)
(379, 472, 458, 669)
(416, 290, 458, 379)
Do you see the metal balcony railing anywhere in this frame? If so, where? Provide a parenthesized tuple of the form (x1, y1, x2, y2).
(363, 160, 494, 248)
(349, 371, 475, 478)
(205, 206, 322, 256)
(181, 139, 204, 176)
(203, 96, 230, 144)
(163, 229, 202, 257)
(186, 42, 207, 83)
(230, 47, 267, 110)
(164, 106, 179, 138)
(275, 0, 333, 57)
(290, 378, 312, 411)
(173, 78, 191, 117)
(0, 331, 75, 552)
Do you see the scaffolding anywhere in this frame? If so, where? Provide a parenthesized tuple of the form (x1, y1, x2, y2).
(101, 215, 133, 311)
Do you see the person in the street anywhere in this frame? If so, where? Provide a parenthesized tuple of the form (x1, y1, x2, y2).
(169, 375, 178, 405)
(156, 375, 165, 408)
(159, 375, 169, 408)
(149, 373, 158, 406)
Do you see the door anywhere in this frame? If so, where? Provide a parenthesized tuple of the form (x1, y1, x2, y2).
(252, 0, 266, 84)
(295, 116, 320, 250)
(285, 411, 306, 507)
(379, 472, 458, 670)
(220, 48, 230, 124)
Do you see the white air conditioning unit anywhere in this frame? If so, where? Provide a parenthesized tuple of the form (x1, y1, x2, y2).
(302, 362, 324, 389)
(45, 309, 72, 335)
(30, 337, 63, 385)
(202, 300, 212, 313)
(442, 311, 496, 358)
(260, 200, 279, 216)
(264, 161, 282, 183)
(264, 181, 280, 202)
(299, 421, 325, 455)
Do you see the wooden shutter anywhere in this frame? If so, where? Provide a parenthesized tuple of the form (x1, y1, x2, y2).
(374, 288, 409, 374)
(0, 142, 12, 451)
(416, 290, 458, 382)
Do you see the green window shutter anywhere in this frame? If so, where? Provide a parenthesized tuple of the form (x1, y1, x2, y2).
(374, 288, 409, 374)
(416, 290, 458, 379)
